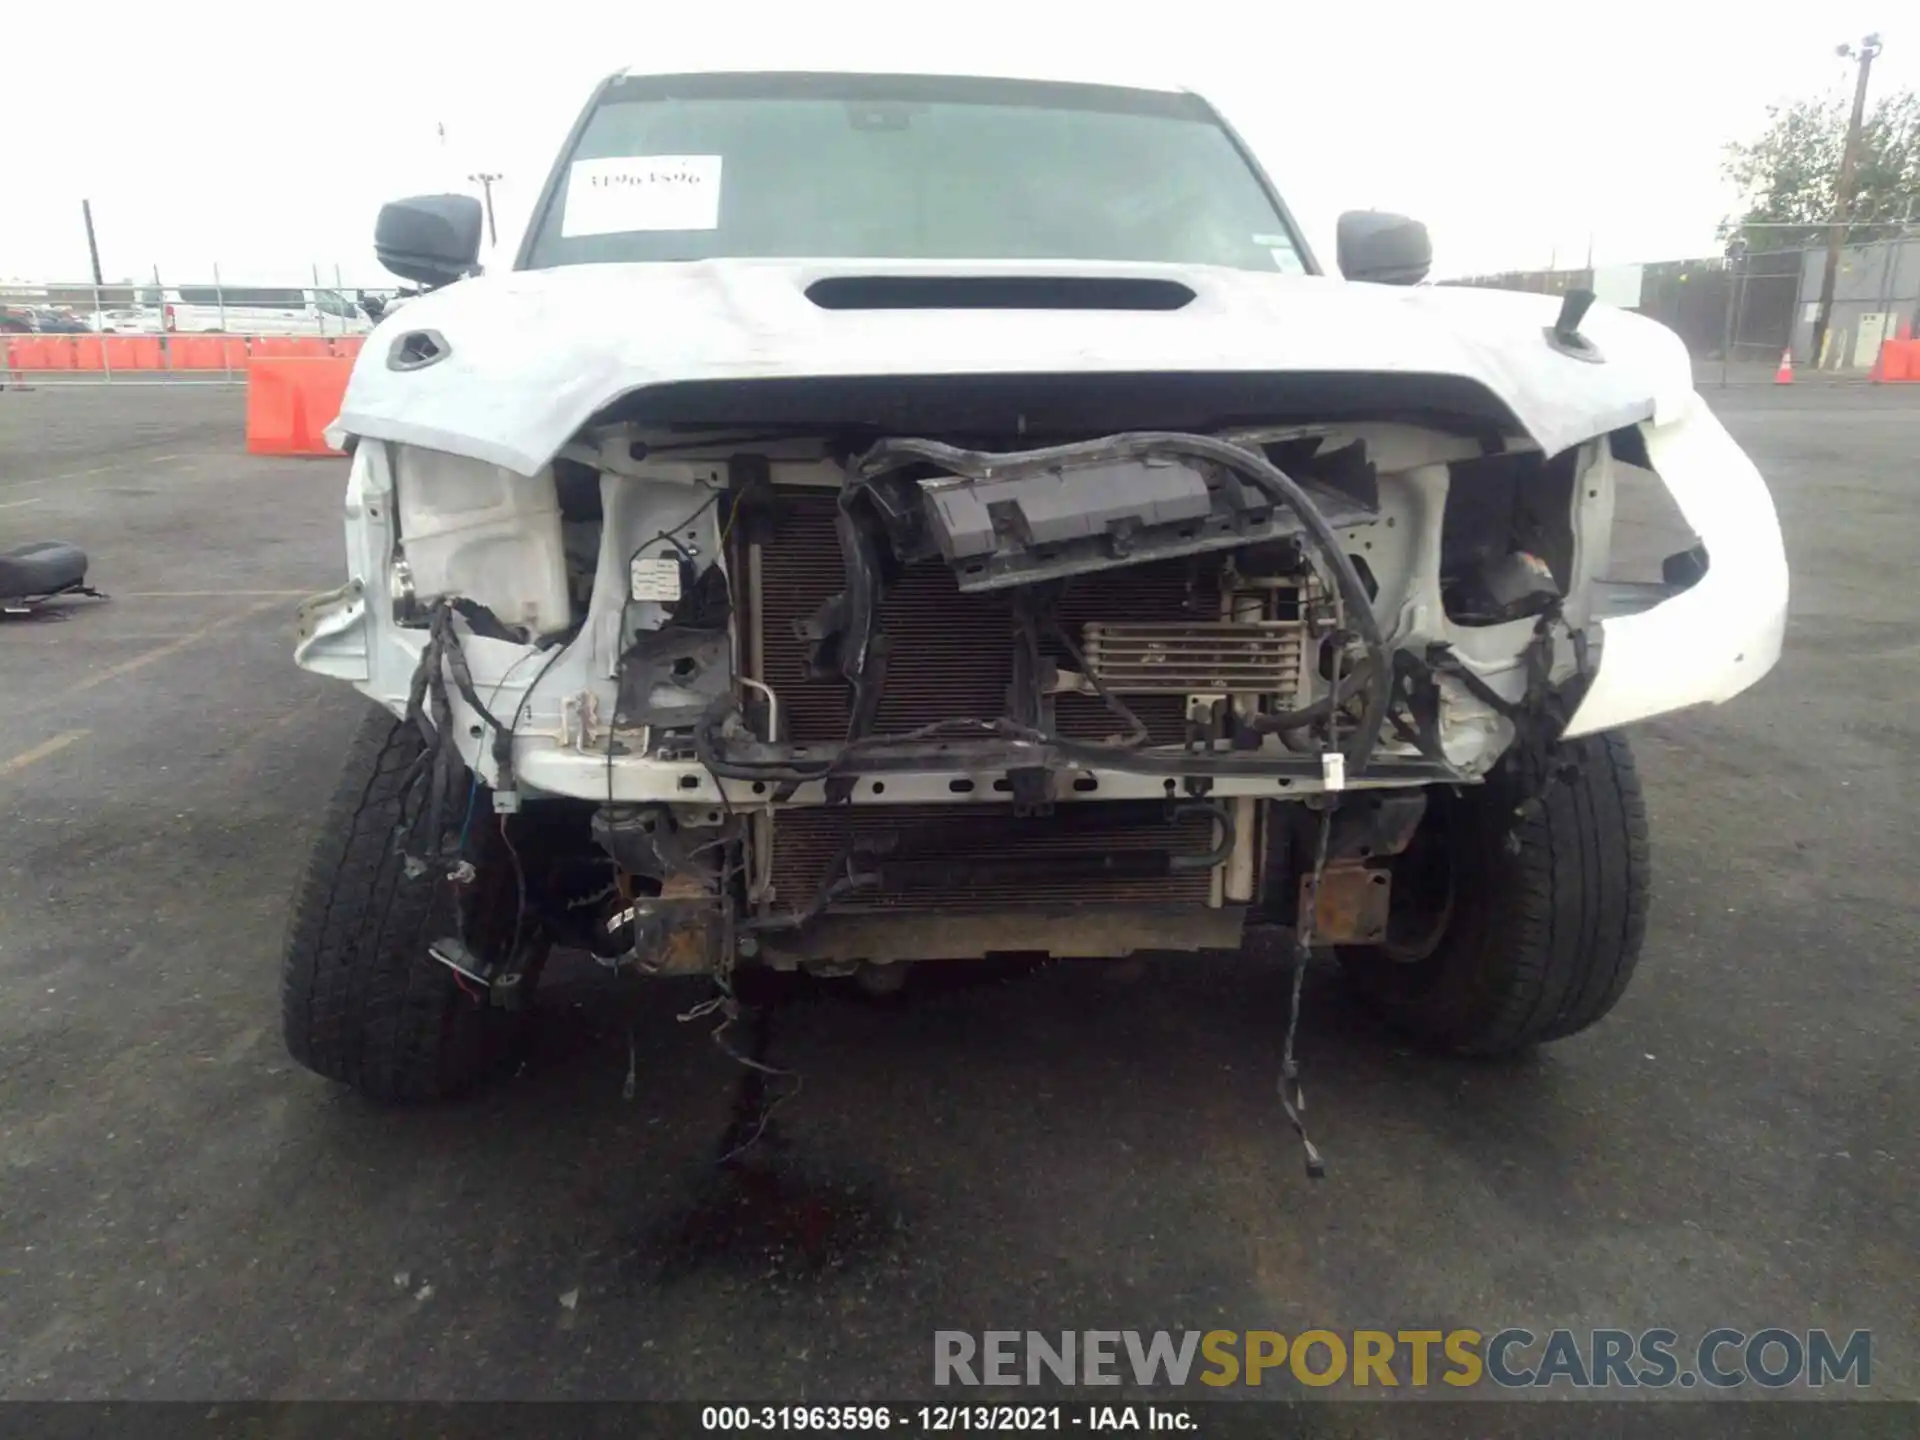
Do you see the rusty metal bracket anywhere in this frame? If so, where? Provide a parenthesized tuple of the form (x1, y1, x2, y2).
(1297, 858, 1392, 945)
(629, 875, 723, 976)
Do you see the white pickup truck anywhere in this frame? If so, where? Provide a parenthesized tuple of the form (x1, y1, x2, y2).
(283, 67, 1787, 1102)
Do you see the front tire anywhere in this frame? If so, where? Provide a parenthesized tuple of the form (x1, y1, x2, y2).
(281, 704, 529, 1101)
(1340, 731, 1650, 1056)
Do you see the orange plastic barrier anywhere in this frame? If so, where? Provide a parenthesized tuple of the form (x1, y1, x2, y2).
(331, 335, 366, 360)
(6, 336, 75, 370)
(71, 335, 165, 371)
(167, 336, 217, 370)
(168, 335, 250, 370)
(117, 335, 164, 370)
(1871, 338, 1918, 383)
(250, 336, 332, 359)
(246, 356, 351, 456)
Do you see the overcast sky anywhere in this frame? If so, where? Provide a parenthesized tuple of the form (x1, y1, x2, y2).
(4, 1, 1912, 286)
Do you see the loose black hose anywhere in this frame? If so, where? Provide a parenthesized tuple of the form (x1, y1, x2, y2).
(858, 432, 1391, 774)
(703, 432, 1393, 781)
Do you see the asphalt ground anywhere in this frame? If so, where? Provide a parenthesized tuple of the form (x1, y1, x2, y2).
(0, 381, 1915, 1404)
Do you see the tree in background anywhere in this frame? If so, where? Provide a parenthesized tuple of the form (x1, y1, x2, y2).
(1721, 88, 1920, 251)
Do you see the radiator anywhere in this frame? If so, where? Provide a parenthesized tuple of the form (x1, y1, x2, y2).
(754, 488, 1310, 745)
(749, 487, 1291, 916)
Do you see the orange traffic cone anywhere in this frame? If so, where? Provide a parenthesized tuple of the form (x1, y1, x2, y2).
(1773, 348, 1794, 384)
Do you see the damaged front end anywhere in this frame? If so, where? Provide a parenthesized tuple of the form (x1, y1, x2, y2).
(291, 351, 1790, 986)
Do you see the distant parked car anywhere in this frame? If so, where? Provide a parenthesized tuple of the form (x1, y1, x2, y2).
(0, 306, 36, 333)
(86, 307, 165, 334)
(30, 308, 90, 334)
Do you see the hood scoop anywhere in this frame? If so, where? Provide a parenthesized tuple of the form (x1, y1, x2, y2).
(804, 274, 1195, 312)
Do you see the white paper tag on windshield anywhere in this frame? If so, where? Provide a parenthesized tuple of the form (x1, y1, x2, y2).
(562, 155, 722, 237)
(629, 556, 683, 603)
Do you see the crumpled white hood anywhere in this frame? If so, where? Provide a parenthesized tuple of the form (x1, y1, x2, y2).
(332, 259, 1698, 475)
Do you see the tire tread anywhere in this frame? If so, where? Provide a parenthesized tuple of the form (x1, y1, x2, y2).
(1342, 730, 1652, 1056)
(280, 705, 496, 1101)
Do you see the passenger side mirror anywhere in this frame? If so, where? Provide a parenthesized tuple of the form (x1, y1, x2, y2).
(374, 195, 484, 290)
(1336, 211, 1431, 285)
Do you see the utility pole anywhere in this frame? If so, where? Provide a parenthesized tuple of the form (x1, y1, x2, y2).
(1811, 33, 1882, 368)
(469, 172, 501, 247)
(81, 200, 104, 285)
(1720, 235, 1749, 389)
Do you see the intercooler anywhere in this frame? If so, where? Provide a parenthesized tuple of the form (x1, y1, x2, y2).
(748, 487, 1309, 915)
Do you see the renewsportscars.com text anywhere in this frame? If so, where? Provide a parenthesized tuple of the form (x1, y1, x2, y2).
(933, 1328, 1871, 1390)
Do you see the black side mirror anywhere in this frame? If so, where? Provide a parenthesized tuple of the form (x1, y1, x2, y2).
(375, 195, 484, 290)
(1336, 211, 1432, 285)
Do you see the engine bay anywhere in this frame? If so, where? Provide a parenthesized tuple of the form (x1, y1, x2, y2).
(315, 400, 1623, 980)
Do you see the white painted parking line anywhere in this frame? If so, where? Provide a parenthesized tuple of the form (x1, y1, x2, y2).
(0, 453, 192, 494)
(54, 597, 287, 700)
(0, 729, 89, 777)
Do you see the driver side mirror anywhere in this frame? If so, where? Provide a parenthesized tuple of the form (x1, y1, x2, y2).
(375, 195, 484, 290)
(1336, 211, 1431, 285)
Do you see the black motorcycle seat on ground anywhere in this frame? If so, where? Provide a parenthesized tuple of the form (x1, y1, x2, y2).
(0, 541, 90, 599)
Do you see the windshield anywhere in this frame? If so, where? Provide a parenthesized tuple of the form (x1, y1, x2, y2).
(522, 73, 1306, 274)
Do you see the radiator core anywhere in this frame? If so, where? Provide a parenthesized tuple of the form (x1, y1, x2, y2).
(755, 488, 1309, 745)
(748, 487, 1290, 917)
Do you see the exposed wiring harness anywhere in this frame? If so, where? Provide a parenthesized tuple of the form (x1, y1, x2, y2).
(1281, 800, 1335, 1180)
(394, 600, 581, 997)
(395, 600, 514, 878)
(596, 481, 786, 1144)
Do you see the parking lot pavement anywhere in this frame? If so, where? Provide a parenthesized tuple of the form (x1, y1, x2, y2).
(0, 383, 1915, 1401)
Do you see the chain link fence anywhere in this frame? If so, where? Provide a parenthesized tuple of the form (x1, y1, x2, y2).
(2, 277, 401, 385)
(1445, 232, 1920, 382)
(11, 239, 1920, 386)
